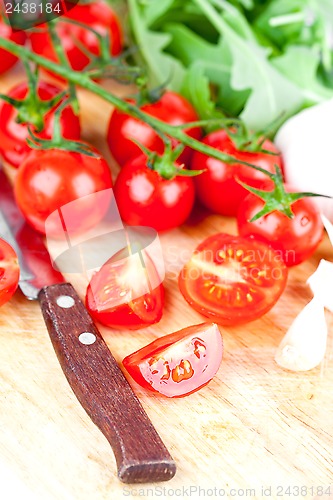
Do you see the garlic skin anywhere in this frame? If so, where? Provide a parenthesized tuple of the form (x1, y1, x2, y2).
(275, 297, 327, 372)
(275, 99, 333, 221)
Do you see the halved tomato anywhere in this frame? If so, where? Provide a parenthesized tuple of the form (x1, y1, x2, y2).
(0, 238, 20, 307)
(179, 233, 288, 325)
(123, 322, 223, 397)
(86, 248, 164, 329)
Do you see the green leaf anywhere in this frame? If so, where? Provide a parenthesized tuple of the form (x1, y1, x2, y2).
(127, 0, 185, 90)
(194, 0, 304, 130)
(272, 45, 333, 105)
(181, 62, 224, 122)
(253, 0, 315, 50)
(141, 0, 179, 26)
(165, 22, 249, 115)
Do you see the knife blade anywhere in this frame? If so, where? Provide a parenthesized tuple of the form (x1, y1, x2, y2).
(0, 169, 176, 484)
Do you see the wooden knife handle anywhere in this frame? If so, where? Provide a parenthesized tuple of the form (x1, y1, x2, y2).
(38, 282, 176, 484)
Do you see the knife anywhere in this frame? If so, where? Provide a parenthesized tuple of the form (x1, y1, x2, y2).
(0, 169, 176, 484)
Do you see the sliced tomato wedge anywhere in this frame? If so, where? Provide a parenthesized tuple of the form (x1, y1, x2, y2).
(86, 248, 164, 329)
(179, 233, 288, 325)
(0, 239, 20, 307)
(123, 322, 223, 397)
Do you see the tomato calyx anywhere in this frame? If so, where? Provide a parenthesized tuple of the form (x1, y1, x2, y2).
(0, 64, 67, 132)
(238, 164, 328, 221)
(26, 97, 97, 158)
(216, 117, 280, 154)
(132, 139, 205, 180)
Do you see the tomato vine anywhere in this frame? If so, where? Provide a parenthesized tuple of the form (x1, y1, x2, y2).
(0, 33, 275, 172)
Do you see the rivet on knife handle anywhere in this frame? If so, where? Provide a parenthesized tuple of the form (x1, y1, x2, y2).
(38, 282, 176, 484)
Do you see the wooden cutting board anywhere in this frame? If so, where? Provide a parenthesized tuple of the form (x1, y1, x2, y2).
(1, 69, 333, 500)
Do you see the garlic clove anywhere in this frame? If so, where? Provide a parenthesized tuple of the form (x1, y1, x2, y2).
(307, 259, 333, 313)
(275, 297, 327, 372)
(321, 214, 333, 245)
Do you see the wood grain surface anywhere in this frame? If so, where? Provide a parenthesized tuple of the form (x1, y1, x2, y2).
(1, 68, 333, 500)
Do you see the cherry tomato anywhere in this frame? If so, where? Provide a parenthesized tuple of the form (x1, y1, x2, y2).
(0, 239, 20, 307)
(86, 248, 164, 329)
(237, 187, 324, 266)
(190, 130, 282, 216)
(179, 233, 288, 325)
(14, 146, 113, 235)
(113, 155, 196, 232)
(29, 1, 122, 76)
(0, 17, 26, 75)
(0, 81, 80, 169)
(123, 322, 223, 397)
(107, 91, 201, 167)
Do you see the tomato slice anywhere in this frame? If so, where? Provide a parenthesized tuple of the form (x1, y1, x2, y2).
(0, 239, 20, 307)
(86, 248, 164, 329)
(179, 233, 288, 325)
(123, 323, 223, 397)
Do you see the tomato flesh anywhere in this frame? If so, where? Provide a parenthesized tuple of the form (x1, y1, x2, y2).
(179, 233, 288, 325)
(123, 322, 223, 397)
(0, 239, 20, 307)
(86, 248, 164, 329)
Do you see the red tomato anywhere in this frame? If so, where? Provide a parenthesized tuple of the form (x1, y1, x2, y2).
(0, 81, 80, 169)
(107, 91, 201, 167)
(179, 233, 288, 325)
(123, 322, 223, 397)
(86, 248, 164, 329)
(190, 130, 282, 216)
(14, 146, 113, 235)
(0, 17, 26, 75)
(113, 155, 196, 231)
(237, 187, 324, 266)
(29, 1, 122, 76)
(0, 239, 20, 307)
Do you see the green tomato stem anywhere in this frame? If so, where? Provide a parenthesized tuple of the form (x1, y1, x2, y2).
(0, 36, 271, 171)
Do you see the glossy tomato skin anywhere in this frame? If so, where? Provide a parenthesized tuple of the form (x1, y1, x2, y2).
(86, 248, 164, 329)
(14, 147, 113, 235)
(190, 130, 282, 217)
(179, 233, 288, 325)
(0, 81, 80, 169)
(123, 323, 223, 397)
(0, 239, 20, 307)
(29, 1, 122, 76)
(237, 189, 324, 267)
(0, 17, 26, 75)
(114, 155, 196, 231)
(107, 91, 201, 167)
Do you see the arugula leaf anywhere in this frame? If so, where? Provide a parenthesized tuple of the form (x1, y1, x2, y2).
(127, 0, 333, 132)
(128, 0, 185, 90)
(181, 62, 225, 124)
(194, 0, 304, 129)
(165, 22, 250, 115)
(253, 0, 317, 50)
(272, 45, 333, 105)
(141, 0, 180, 26)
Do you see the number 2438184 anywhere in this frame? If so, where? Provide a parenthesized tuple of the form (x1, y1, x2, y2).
(5, 1, 61, 14)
